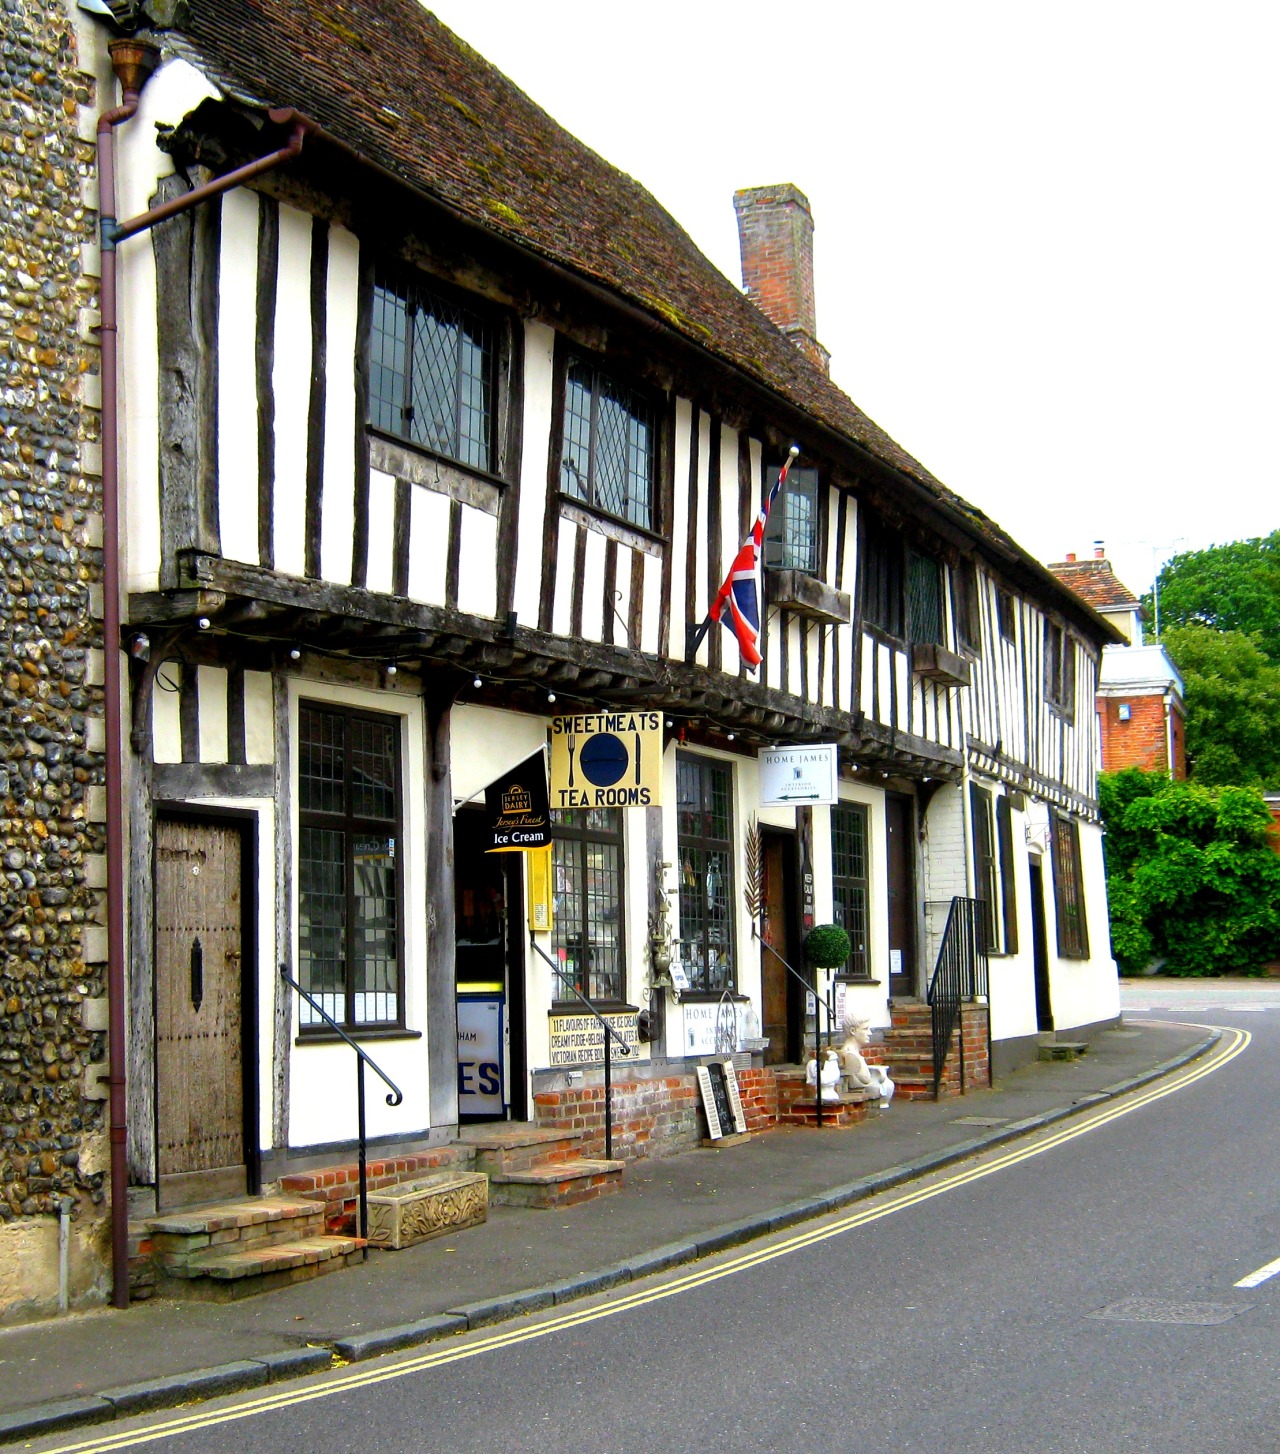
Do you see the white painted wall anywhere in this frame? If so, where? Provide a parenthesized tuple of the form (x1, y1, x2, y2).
(457, 504, 498, 619)
(196, 665, 229, 762)
(216, 189, 261, 566)
(406, 485, 451, 605)
(1046, 819, 1121, 1032)
(365, 469, 396, 594)
(512, 320, 555, 625)
(271, 204, 313, 578)
(319, 225, 359, 586)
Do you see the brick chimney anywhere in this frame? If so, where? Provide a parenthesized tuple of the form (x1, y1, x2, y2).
(733, 184, 830, 374)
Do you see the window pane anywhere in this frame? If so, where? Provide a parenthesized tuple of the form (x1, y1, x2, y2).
(298, 825, 345, 1026)
(560, 361, 593, 501)
(299, 706, 344, 815)
(559, 357, 653, 529)
(831, 803, 868, 976)
(352, 833, 397, 1024)
(908, 551, 943, 645)
(676, 756, 734, 993)
(349, 715, 397, 821)
(372, 272, 492, 471)
(551, 809, 623, 1002)
(369, 284, 407, 436)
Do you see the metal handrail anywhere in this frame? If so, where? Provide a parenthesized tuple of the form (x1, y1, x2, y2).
(758, 935, 840, 1127)
(280, 967, 404, 1257)
(528, 933, 632, 1161)
(925, 898, 989, 1100)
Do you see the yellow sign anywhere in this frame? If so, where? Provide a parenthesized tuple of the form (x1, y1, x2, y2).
(526, 844, 553, 932)
(549, 711, 664, 809)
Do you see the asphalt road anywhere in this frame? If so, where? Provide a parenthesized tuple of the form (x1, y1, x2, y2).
(35, 1000, 1280, 1454)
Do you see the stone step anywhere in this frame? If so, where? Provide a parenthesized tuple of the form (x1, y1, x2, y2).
(457, 1123, 587, 1176)
(165, 1234, 366, 1301)
(488, 1157, 623, 1210)
(777, 1092, 870, 1128)
(1038, 1041, 1088, 1062)
(888, 1071, 938, 1101)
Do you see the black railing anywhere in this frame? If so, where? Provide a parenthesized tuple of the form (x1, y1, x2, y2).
(528, 933, 633, 1161)
(759, 939, 839, 1127)
(926, 897, 989, 1100)
(280, 967, 404, 1257)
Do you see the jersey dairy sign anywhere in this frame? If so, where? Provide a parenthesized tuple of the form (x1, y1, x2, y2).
(549, 713, 664, 808)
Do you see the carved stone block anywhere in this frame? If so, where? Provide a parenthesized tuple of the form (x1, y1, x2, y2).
(365, 1172, 489, 1250)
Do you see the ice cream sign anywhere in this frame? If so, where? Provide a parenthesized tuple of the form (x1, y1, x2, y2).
(549, 712, 664, 808)
(758, 744, 839, 806)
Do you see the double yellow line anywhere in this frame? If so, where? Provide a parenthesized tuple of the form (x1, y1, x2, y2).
(42, 1024, 1247, 1453)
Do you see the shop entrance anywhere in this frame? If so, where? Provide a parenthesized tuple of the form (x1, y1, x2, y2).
(454, 808, 527, 1120)
(760, 827, 803, 1065)
(885, 793, 917, 998)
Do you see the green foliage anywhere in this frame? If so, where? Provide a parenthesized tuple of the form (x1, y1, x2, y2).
(1144, 531, 1280, 663)
(1098, 773, 1280, 976)
(803, 923, 851, 969)
(1160, 624, 1280, 788)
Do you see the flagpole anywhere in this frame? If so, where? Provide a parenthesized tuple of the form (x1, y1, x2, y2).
(686, 444, 799, 667)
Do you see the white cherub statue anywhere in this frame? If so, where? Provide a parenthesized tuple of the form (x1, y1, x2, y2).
(805, 1046, 843, 1103)
(837, 1013, 875, 1093)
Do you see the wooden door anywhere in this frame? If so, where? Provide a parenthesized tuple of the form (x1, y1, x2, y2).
(885, 794, 916, 998)
(760, 829, 801, 1065)
(155, 817, 248, 1207)
(1029, 859, 1054, 1031)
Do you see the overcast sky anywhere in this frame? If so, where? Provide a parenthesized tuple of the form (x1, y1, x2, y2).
(425, 2, 1277, 595)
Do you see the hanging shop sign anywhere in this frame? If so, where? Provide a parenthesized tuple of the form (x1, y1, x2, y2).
(758, 743, 839, 806)
(549, 712, 663, 809)
(485, 751, 550, 852)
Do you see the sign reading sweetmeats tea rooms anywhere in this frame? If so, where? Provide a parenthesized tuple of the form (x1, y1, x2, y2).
(549, 712, 663, 808)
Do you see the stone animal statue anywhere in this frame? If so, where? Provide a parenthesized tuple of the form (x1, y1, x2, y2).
(837, 1014, 874, 1092)
(866, 1063, 895, 1108)
(805, 1047, 843, 1103)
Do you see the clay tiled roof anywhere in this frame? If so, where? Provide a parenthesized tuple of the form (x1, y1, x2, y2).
(1048, 559, 1142, 613)
(158, 0, 1119, 639)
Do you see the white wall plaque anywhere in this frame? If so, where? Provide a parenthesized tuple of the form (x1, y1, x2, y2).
(758, 744, 839, 806)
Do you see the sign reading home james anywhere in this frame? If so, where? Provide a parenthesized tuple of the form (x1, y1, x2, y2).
(758, 744, 839, 806)
(549, 713, 663, 809)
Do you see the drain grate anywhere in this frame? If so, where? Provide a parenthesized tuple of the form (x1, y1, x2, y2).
(1089, 1297, 1252, 1326)
(951, 1116, 1009, 1127)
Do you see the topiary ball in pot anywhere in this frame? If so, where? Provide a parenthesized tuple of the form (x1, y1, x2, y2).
(804, 923, 851, 969)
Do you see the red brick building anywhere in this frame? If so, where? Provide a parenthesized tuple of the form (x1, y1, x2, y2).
(1050, 548, 1186, 779)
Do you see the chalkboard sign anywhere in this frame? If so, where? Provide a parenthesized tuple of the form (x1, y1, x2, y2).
(697, 1060, 748, 1139)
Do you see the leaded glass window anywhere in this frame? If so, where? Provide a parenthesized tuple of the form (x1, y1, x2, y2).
(763, 465, 819, 572)
(369, 270, 494, 472)
(1051, 813, 1089, 958)
(298, 703, 402, 1028)
(559, 356, 655, 529)
(908, 549, 944, 646)
(831, 802, 869, 977)
(551, 807, 624, 1003)
(675, 755, 735, 993)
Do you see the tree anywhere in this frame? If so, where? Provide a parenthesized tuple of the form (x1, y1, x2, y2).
(1099, 771, 1280, 977)
(1160, 624, 1280, 787)
(1145, 532, 1280, 663)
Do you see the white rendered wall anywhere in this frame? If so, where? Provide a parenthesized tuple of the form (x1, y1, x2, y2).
(271, 204, 313, 578)
(512, 321, 554, 626)
(216, 188, 261, 566)
(1046, 819, 1120, 1032)
(319, 226, 359, 586)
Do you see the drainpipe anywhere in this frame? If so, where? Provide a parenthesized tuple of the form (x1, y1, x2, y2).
(96, 35, 310, 1309)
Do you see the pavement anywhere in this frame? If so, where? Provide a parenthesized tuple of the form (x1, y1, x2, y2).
(0, 1013, 1221, 1445)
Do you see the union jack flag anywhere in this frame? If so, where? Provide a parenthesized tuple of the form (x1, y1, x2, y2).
(709, 446, 799, 670)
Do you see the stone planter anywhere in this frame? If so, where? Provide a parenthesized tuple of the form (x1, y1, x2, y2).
(365, 1172, 489, 1250)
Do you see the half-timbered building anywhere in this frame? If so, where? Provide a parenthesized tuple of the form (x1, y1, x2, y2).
(60, 0, 1123, 1302)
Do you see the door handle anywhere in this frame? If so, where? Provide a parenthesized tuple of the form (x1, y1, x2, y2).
(190, 937, 204, 1013)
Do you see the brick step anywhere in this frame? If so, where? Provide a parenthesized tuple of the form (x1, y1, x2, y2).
(777, 1092, 870, 1128)
(279, 1147, 476, 1233)
(457, 1123, 588, 1176)
(148, 1197, 325, 1271)
(890, 1071, 942, 1101)
(488, 1156, 623, 1210)
(167, 1234, 366, 1301)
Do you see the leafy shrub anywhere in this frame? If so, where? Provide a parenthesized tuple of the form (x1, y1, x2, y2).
(803, 923, 851, 969)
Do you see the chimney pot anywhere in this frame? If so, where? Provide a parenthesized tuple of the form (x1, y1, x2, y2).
(733, 183, 829, 374)
(1093, 540, 1105, 559)
(1065, 553, 1077, 563)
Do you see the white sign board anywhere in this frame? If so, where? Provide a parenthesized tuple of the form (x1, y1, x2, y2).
(758, 744, 839, 806)
(457, 997, 504, 1116)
